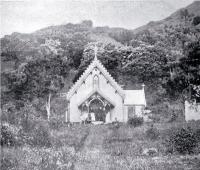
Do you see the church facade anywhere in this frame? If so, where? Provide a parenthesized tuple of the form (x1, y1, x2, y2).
(66, 56, 146, 123)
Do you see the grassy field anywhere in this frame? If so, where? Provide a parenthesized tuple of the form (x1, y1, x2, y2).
(1, 122, 200, 170)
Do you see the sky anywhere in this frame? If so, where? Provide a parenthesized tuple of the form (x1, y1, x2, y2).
(0, 0, 195, 37)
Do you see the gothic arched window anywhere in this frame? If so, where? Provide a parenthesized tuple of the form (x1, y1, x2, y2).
(93, 75, 99, 89)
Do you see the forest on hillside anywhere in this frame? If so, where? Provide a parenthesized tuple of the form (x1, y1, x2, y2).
(1, 2, 200, 129)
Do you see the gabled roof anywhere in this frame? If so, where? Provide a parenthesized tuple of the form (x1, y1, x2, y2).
(124, 90, 146, 106)
(67, 58, 125, 100)
(77, 89, 115, 107)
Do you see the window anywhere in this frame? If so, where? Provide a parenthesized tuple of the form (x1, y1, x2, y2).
(93, 75, 99, 89)
(128, 106, 135, 118)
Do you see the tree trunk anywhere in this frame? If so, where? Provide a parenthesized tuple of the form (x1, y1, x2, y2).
(46, 93, 51, 121)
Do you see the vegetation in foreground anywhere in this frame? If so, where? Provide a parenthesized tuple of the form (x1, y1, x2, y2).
(1, 121, 200, 170)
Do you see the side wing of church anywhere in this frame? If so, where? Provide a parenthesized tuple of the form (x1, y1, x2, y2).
(66, 57, 146, 123)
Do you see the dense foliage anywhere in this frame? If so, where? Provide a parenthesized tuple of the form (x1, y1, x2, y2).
(127, 117, 144, 127)
(165, 127, 199, 154)
(1, 123, 17, 147)
(145, 125, 160, 140)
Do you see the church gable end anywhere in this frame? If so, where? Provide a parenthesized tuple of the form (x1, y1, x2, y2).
(67, 58, 125, 100)
(66, 49, 146, 123)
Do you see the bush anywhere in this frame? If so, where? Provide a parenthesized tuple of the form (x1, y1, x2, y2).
(31, 123, 52, 147)
(127, 117, 144, 127)
(1, 123, 17, 146)
(21, 118, 36, 132)
(166, 127, 198, 154)
(1, 154, 18, 170)
(193, 16, 200, 26)
(194, 129, 200, 141)
(168, 111, 178, 122)
(146, 125, 160, 140)
(17, 129, 33, 146)
(148, 114, 160, 122)
(49, 118, 64, 130)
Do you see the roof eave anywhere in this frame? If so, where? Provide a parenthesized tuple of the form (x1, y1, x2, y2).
(67, 58, 125, 100)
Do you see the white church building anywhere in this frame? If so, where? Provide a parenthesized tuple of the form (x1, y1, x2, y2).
(66, 49, 146, 123)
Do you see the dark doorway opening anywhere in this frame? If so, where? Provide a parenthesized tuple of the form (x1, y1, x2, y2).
(89, 99, 106, 122)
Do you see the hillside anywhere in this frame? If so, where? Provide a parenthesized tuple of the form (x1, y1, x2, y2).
(134, 1, 200, 33)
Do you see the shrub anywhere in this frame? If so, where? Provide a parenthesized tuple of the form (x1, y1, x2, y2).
(127, 117, 144, 127)
(1, 123, 17, 146)
(148, 114, 160, 122)
(168, 111, 178, 122)
(1, 102, 18, 125)
(21, 118, 36, 133)
(165, 127, 198, 154)
(31, 123, 52, 147)
(1, 154, 18, 170)
(146, 125, 160, 140)
(17, 129, 33, 146)
(193, 16, 200, 26)
(194, 129, 200, 141)
(49, 118, 64, 130)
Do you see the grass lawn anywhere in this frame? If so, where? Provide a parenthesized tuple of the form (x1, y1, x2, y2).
(1, 122, 200, 170)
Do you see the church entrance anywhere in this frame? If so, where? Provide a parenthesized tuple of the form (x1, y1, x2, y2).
(79, 92, 114, 123)
(89, 98, 106, 122)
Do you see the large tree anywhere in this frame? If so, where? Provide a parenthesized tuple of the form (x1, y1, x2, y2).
(2, 54, 69, 121)
(166, 40, 200, 102)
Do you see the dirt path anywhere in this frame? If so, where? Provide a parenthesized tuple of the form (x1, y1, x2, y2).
(74, 125, 112, 170)
(83, 125, 106, 150)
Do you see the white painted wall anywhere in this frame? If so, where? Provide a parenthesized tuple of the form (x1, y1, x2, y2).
(185, 101, 200, 121)
(135, 105, 144, 117)
(67, 68, 124, 122)
(124, 105, 145, 121)
(98, 69, 124, 122)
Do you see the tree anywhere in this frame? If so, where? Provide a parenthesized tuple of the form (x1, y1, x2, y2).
(180, 40, 200, 101)
(81, 20, 93, 28)
(23, 56, 69, 120)
(165, 40, 200, 102)
(109, 30, 134, 45)
(192, 16, 200, 26)
(122, 43, 168, 83)
(3, 55, 69, 121)
(180, 9, 189, 20)
(74, 42, 124, 83)
(61, 32, 90, 68)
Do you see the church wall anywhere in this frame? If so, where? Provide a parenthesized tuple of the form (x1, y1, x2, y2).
(185, 101, 200, 121)
(68, 70, 94, 122)
(98, 70, 124, 122)
(67, 67, 125, 122)
(124, 106, 128, 122)
(124, 105, 145, 121)
(135, 105, 144, 117)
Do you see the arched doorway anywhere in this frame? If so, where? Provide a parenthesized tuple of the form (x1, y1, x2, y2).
(79, 92, 114, 122)
(89, 98, 106, 122)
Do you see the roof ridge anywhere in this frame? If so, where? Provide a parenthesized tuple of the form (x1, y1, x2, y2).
(67, 58, 125, 99)
(97, 60, 124, 93)
(67, 60, 95, 98)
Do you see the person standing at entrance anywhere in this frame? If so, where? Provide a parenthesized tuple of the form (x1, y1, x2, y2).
(90, 112, 95, 121)
(106, 112, 111, 123)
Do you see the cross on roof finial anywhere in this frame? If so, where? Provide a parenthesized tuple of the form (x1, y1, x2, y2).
(94, 43, 98, 60)
(142, 83, 145, 90)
